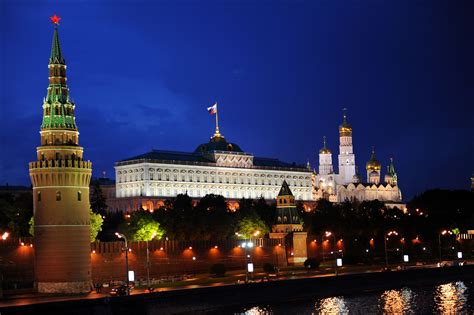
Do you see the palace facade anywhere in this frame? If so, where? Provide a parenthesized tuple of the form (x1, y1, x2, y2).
(110, 128, 313, 212)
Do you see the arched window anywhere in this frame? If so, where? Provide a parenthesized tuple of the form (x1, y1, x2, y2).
(37, 191, 41, 202)
(56, 191, 61, 201)
(77, 191, 82, 201)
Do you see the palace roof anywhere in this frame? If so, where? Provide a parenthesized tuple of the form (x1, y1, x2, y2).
(117, 149, 308, 172)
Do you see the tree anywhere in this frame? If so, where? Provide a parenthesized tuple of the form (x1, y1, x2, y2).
(0, 192, 33, 236)
(235, 213, 269, 239)
(28, 216, 34, 236)
(127, 210, 164, 241)
(90, 180, 108, 216)
(90, 210, 104, 242)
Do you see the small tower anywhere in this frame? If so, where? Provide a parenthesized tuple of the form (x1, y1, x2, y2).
(384, 158, 398, 185)
(338, 109, 356, 184)
(318, 136, 333, 175)
(366, 147, 381, 184)
(270, 181, 307, 265)
(28, 16, 92, 293)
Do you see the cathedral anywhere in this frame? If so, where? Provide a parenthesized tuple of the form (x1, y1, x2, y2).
(313, 110, 403, 205)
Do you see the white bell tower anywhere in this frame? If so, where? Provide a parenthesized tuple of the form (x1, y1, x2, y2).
(338, 109, 356, 184)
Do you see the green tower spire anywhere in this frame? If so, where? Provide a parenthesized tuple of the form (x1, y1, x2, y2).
(49, 27, 65, 65)
(41, 23, 77, 131)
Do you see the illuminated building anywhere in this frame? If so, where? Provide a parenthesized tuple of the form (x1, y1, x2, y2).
(28, 17, 92, 293)
(112, 126, 313, 212)
(269, 181, 307, 265)
(314, 110, 403, 204)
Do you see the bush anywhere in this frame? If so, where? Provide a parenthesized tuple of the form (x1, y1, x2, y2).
(304, 258, 320, 269)
(210, 263, 226, 277)
(263, 263, 276, 274)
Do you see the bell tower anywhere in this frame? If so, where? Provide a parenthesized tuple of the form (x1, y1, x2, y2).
(28, 15, 92, 293)
(338, 109, 356, 184)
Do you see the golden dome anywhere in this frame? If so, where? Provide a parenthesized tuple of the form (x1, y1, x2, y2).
(339, 109, 352, 136)
(319, 136, 332, 154)
(366, 147, 381, 170)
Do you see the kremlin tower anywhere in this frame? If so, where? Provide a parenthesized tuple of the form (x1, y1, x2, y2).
(337, 109, 356, 184)
(318, 136, 333, 176)
(28, 16, 92, 293)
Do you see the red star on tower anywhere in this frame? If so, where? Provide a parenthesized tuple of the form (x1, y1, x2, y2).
(50, 14, 61, 25)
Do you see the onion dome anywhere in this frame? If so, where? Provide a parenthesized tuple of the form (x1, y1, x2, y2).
(194, 135, 243, 153)
(366, 147, 381, 171)
(319, 136, 332, 154)
(339, 108, 352, 136)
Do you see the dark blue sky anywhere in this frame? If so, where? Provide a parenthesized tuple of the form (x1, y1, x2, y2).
(1, 0, 473, 200)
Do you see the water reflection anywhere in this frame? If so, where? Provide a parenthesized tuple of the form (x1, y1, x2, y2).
(315, 297, 349, 314)
(434, 281, 468, 314)
(380, 288, 415, 313)
(229, 281, 472, 314)
(239, 306, 273, 315)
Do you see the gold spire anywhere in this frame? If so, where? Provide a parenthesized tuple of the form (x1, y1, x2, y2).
(339, 107, 352, 136)
(211, 102, 224, 139)
(319, 136, 331, 154)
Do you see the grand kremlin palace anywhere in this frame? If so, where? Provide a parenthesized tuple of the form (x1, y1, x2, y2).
(109, 129, 313, 212)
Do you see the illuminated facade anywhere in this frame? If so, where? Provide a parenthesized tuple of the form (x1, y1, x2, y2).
(113, 129, 313, 212)
(29, 20, 92, 293)
(314, 111, 403, 204)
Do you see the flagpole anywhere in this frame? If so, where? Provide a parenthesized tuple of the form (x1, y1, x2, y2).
(215, 102, 220, 136)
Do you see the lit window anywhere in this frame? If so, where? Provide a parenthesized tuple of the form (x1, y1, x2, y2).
(78, 191, 82, 201)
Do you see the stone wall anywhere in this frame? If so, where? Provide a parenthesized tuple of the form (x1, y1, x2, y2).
(0, 237, 287, 287)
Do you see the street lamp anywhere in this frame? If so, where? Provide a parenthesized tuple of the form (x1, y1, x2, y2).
(384, 230, 398, 268)
(438, 229, 453, 264)
(325, 231, 337, 274)
(115, 232, 130, 295)
(241, 241, 254, 283)
(146, 232, 158, 289)
(1, 232, 9, 240)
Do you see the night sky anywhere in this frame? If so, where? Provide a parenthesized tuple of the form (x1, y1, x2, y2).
(1, 0, 473, 201)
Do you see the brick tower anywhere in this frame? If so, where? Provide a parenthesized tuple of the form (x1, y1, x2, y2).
(29, 16, 92, 293)
(269, 181, 307, 265)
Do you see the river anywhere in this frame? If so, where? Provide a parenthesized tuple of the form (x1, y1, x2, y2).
(208, 281, 473, 314)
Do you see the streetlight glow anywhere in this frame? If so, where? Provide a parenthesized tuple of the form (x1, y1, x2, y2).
(1, 232, 9, 240)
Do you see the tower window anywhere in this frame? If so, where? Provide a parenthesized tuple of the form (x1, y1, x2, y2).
(37, 191, 41, 202)
(56, 191, 61, 201)
(77, 191, 82, 201)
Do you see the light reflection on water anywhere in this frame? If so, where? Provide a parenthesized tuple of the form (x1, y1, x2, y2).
(231, 281, 472, 315)
(434, 281, 468, 314)
(380, 288, 415, 314)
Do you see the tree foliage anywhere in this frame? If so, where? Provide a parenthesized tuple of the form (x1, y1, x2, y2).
(128, 210, 164, 241)
(90, 210, 104, 242)
(235, 213, 269, 239)
(90, 180, 108, 216)
(0, 192, 33, 236)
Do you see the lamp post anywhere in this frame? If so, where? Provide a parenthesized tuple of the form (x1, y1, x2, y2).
(146, 232, 157, 289)
(325, 231, 337, 274)
(241, 241, 254, 283)
(384, 230, 398, 268)
(115, 232, 130, 295)
(438, 229, 453, 264)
